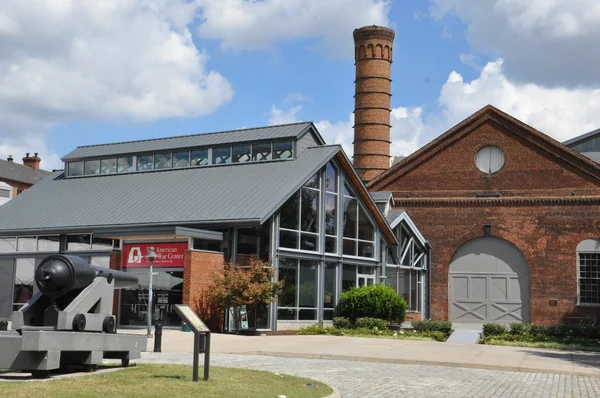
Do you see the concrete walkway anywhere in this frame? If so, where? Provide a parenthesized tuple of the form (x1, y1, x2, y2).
(137, 330, 600, 377)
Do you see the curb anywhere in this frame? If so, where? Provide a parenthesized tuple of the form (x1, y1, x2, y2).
(238, 350, 600, 378)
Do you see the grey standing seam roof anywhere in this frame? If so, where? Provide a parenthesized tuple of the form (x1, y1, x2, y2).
(563, 128, 600, 147)
(0, 146, 340, 235)
(62, 122, 316, 160)
(0, 159, 51, 185)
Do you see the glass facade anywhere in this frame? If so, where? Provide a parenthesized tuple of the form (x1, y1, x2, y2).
(278, 258, 319, 321)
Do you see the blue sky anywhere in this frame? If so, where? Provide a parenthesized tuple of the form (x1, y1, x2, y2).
(1, 1, 599, 170)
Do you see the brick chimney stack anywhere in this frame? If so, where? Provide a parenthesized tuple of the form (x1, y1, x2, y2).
(353, 25, 394, 183)
(23, 152, 41, 170)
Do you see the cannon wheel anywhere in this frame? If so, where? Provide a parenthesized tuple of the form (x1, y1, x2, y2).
(31, 370, 50, 379)
(121, 359, 130, 367)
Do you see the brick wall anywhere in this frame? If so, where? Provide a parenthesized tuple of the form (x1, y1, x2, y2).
(372, 116, 600, 325)
(183, 249, 226, 331)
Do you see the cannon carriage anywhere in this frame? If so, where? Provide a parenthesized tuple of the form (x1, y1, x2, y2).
(0, 255, 147, 378)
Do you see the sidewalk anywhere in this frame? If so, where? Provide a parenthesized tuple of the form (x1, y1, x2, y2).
(135, 330, 600, 377)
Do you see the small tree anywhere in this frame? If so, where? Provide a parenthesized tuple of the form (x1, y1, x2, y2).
(207, 256, 283, 331)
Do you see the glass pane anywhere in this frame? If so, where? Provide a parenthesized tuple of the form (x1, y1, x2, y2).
(410, 270, 418, 311)
(117, 157, 134, 173)
(67, 234, 91, 250)
(68, 161, 84, 177)
(258, 223, 271, 261)
(300, 233, 318, 251)
(325, 163, 337, 193)
(358, 204, 374, 241)
(343, 182, 354, 197)
(278, 259, 298, 308)
(252, 143, 272, 161)
(237, 228, 259, 265)
(279, 192, 299, 230)
(358, 241, 374, 258)
(299, 309, 317, 320)
(212, 147, 231, 164)
(279, 230, 299, 249)
(232, 145, 251, 163)
(304, 173, 319, 189)
(325, 193, 337, 235)
(0, 237, 16, 252)
(38, 236, 60, 252)
(273, 141, 293, 159)
(299, 260, 318, 309)
(324, 262, 337, 309)
(14, 258, 35, 308)
(17, 237, 36, 252)
(100, 159, 116, 174)
(342, 264, 357, 291)
(343, 239, 356, 256)
(300, 188, 319, 233)
(343, 197, 357, 238)
(0, 188, 10, 198)
(92, 237, 114, 250)
(154, 152, 172, 169)
(325, 236, 336, 254)
(191, 149, 209, 166)
(323, 309, 335, 321)
(398, 269, 410, 307)
(137, 155, 153, 171)
(173, 151, 190, 168)
(84, 159, 100, 175)
(277, 308, 297, 320)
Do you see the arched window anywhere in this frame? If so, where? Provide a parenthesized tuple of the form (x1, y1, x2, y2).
(577, 239, 600, 305)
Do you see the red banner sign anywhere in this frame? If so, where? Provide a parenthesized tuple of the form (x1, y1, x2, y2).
(122, 242, 188, 268)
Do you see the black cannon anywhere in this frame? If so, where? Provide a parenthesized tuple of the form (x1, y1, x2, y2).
(0, 255, 147, 377)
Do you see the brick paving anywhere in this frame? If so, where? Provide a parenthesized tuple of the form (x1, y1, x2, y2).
(139, 352, 600, 397)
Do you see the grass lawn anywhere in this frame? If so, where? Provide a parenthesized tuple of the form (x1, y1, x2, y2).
(0, 364, 333, 398)
(480, 338, 600, 352)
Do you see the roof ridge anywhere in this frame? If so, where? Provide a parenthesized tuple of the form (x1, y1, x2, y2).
(75, 121, 314, 149)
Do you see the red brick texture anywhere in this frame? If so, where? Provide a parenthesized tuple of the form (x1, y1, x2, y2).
(109, 249, 122, 317)
(369, 107, 600, 325)
(405, 312, 422, 322)
(353, 26, 395, 184)
(183, 250, 226, 331)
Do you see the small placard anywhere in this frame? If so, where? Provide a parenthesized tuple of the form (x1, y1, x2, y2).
(174, 305, 209, 333)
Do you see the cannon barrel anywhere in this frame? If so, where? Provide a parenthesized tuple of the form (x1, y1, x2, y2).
(35, 254, 138, 298)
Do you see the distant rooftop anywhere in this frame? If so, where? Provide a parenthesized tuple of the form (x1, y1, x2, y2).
(0, 158, 51, 185)
(62, 122, 320, 161)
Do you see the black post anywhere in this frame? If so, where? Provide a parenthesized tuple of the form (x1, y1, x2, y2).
(204, 332, 210, 381)
(153, 323, 162, 353)
(192, 332, 199, 382)
(0, 320, 7, 331)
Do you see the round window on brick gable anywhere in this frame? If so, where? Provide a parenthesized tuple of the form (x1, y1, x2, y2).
(475, 146, 505, 173)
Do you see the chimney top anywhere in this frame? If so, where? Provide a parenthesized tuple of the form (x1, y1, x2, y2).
(7, 155, 13, 162)
(22, 152, 41, 170)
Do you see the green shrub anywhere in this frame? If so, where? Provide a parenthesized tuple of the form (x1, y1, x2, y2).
(509, 323, 530, 335)
(332, 317, 352, 329)
(355, 317, 390, 330)
(411, 320, 453, 337)
(338, 284, 407, 323)
(294, 325, 344, 336)
(529, 324, 551, 337)
(482, 323, 508, 336)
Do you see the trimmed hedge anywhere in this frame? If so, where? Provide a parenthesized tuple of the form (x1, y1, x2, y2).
(355, 317, 390, 330)
(411, 320, 453, 337)
(482, 323, 508, 337)
(338, 284, 407, 323)
(332, 317, 352, 329)
(483, 322, 600, 340)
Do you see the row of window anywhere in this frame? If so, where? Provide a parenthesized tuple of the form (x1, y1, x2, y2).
(0, 234, 116, 253)
(67, 140, 294, 177)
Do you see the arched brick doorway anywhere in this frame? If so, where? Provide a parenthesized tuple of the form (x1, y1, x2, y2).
(448, 237, 530, 323)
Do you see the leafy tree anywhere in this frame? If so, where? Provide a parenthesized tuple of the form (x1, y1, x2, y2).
(206, 256, 284, 331)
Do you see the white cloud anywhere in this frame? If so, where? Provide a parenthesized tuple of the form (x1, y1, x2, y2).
(268, 105, 303, 125)
(430, 0, 600, 86)
(196, 0, 390, 55)
(0, 0, 233, 168)
(312, 59, 600, 162)
(284, 92, 313, 104)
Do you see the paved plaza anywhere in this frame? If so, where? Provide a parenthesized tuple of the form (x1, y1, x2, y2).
(140, 352, 600, 397)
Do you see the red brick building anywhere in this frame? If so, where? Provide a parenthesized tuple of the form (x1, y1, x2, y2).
(368, 105, 600, 325)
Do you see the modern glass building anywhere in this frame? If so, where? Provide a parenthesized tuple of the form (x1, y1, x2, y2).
(0, 122, 430, 331)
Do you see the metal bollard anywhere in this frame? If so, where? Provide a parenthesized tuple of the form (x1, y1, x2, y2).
(154, 323, 162, 353)
(0, 321, 7, 331)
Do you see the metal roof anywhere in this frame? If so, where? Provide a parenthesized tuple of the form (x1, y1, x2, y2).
(0, 146, 340, 235)
(62, 122, 317, 161)
(563, 128, 600, 147)
(0, 159, 51, 185)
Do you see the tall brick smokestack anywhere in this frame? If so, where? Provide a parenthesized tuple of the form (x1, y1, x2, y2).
(353, 25, 394, 183)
